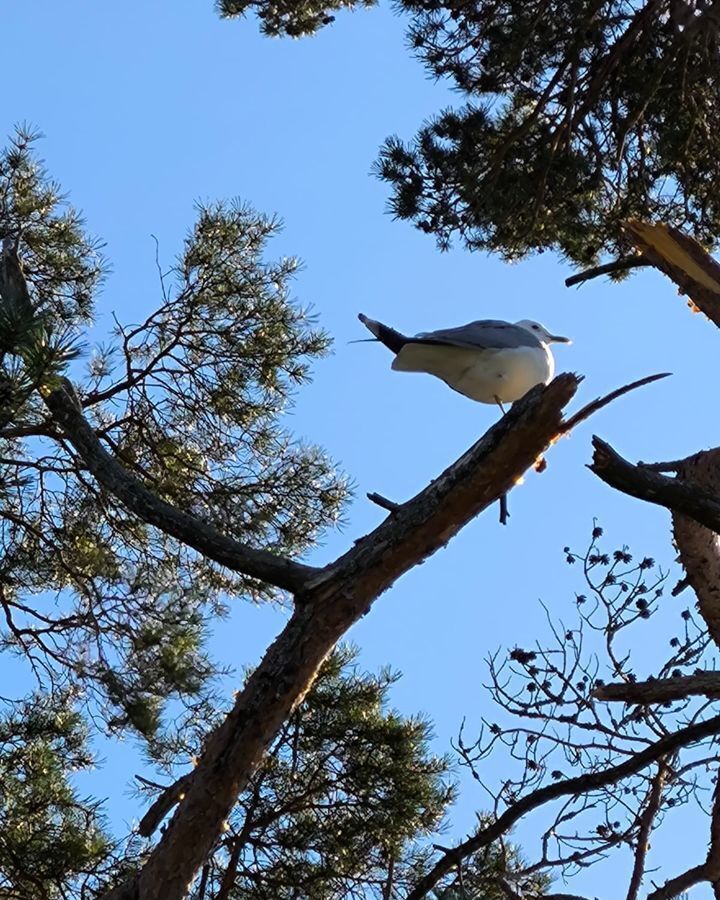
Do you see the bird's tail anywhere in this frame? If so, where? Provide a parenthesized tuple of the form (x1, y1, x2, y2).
(357, 313, 407, 354)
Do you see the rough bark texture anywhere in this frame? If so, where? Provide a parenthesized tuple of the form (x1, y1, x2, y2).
(590, 438, 720, 648)
(624, 220, 720, 327)
(672, 450, 720, 649)
(595, 671, 720, 704)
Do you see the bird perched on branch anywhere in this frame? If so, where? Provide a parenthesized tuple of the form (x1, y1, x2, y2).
(357, 313, 570, 407)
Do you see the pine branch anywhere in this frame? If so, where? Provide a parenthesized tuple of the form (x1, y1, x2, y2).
(43, 378, 316, 593)
(565, 255, 652, 287)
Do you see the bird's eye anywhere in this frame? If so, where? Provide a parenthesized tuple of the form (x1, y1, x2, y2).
(531, 324, 539, 330)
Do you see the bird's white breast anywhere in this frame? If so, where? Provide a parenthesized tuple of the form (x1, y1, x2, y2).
(392, 343, 554, 404)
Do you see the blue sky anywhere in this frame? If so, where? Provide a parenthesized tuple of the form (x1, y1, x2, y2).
(4, 2, 719, 897)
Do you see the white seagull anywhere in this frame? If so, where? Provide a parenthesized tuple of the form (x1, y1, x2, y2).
(358, 313, 571, 406)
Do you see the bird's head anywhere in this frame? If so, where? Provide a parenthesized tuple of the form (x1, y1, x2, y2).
(515, 319, 571, 345)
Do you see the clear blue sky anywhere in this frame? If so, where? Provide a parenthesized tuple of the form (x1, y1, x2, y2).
(4, 3, 718, 896)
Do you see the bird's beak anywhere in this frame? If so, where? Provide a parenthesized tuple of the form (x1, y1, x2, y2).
(550, 334, 572, 344)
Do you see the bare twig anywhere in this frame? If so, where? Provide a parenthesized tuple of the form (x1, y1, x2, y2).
(626, 762, 667, 900)
(406, 715, 720, 900)
(648, 776, 720, 899)
(367, 492, 400, 512)
(560, 373, 670, 435)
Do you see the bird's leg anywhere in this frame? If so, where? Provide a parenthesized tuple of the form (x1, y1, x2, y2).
(494, 395, 507, 415)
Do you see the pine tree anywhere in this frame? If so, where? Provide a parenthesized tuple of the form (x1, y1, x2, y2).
(223, 0, 720, 271)
(217, 0, 377, 36)
(376, 1, 720, 269)
(0, 131, 542, 900)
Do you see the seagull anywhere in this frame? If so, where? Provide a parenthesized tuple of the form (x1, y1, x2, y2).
(358, 313, 571, 406)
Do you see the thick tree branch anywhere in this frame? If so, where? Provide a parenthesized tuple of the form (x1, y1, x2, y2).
(595, 672, 720, 704)
(671, 449, 720, 650)
(42, 378, 317, 593)
(104, 365, 670, 898)
(0, 237, 674, 898)
(103, 374, 582, 900)
(589, 437, 720, 532)
(590, 438, 720, 646)
(406, 714, 720, 900)
(624, 220, 720, 327)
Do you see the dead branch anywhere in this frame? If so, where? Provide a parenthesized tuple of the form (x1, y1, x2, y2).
(624, 220, 720, 327)
(367, 491, 400, 512)
(102, 375, 582, 900)
(647, 777, 720, 899)
(590, 438, 720, 647)
(589, 438, 720, 533)
(0, 244, 673, 899)
(559, 373, 670, 435)
(595, 672, 720, 704)
(406, 714, 720, 900)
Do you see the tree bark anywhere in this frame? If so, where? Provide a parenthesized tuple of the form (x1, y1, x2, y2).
(590, 438, 720, 648)
(595, 671, 720, 703)
(101, 375, 580, 900)
(672, 450, 720, 648)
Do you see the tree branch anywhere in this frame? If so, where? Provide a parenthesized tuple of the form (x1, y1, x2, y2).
(559, 373, 670, 435)
(589, 436, 720, 532)
(104, 374, 582, 900)
(626, 762, 667, 900)
(595, 672, 720, 704)
(564, 255, 652, 288)
(42, 378, 317, 593)
(624, 220, 720, 327)
(647, 776, 720, 899)
(367, 491, 400, 512)
(589, 437, 720, 647)
(405, 714, 720, 900)
(138, 772, 194, 839)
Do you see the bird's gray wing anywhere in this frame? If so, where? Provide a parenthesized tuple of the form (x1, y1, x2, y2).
(413, 320, 541, 350)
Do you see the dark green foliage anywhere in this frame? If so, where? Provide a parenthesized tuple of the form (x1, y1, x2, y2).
(0, 694, 109, 897)
(217, 0, 377, 37)
(376, 1, 720, 268)
(145, 645, 532, 899)
(0, 131, 348, 740)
